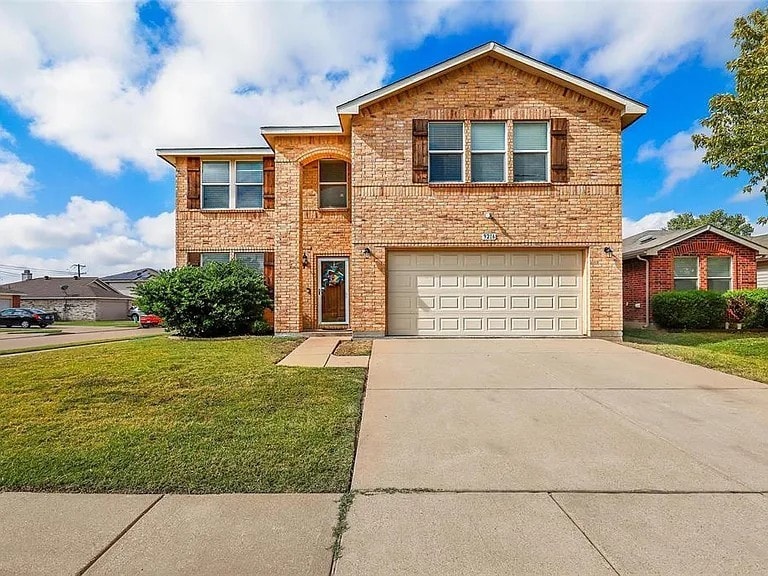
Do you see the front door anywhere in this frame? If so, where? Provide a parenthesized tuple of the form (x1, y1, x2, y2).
(318, 258, 348, 325)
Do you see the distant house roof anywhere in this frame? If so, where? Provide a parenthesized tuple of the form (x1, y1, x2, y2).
(0, 277, 131, 299)
(101, 268, 160, 282)
(753, 234, 768, 260)
(623, 225, 768, 259)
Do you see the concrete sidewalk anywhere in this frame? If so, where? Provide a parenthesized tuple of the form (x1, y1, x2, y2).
(278, 337, 369, 367)
(0, 326, 164, 353)
(0, 493, 340, 576)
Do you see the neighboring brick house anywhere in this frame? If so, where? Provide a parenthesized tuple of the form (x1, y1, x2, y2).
(622, 226, 768, 326)
(158, 42, 649, 339)
(754, 234, 768, 288)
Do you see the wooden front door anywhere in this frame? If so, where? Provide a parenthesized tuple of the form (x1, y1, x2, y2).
(318, 258, 348, 324)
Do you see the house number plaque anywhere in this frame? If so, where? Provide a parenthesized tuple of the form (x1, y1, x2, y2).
(481, 232, 498, 241)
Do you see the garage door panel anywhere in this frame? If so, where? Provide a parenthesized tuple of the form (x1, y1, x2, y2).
(387, 250, 584, 337)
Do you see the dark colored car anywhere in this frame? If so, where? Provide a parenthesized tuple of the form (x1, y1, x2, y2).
(0, 308, 56, 328)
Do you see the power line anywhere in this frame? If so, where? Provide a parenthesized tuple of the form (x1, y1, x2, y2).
(0, 263, 73, 275)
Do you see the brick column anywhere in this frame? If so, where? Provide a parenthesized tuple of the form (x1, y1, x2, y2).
(274, 159, 302, 334)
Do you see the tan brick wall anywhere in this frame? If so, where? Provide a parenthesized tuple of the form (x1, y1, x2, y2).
(349, 55, 624, 336)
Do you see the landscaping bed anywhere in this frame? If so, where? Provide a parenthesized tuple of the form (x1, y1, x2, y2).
(0, 337, 366, 493)
(624, 327, 768, 384)
(334, 339, 372, 357)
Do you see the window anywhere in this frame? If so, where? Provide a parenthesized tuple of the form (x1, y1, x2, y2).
(201, 251, 265, 272)
(471, 122, 506, 182)
(234, 252, 265, 272)
(707, 257, 732, 292)
(673, 257, 699, 290)
(200, 252, 230, 266)
(513, 122, 549, 182)
(428, 122, 464, 183)
(319, 161, 348, 208)
(201, 160, 263, 209)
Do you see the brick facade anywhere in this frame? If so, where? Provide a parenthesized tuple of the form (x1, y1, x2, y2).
(623, 231, 759, 325)
(173, 52, 636, 338)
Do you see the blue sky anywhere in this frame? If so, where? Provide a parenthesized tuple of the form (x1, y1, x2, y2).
(0, 0, 764, 283)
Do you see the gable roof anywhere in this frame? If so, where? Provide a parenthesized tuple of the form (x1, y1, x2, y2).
(101, 268, 160, 282)
(337, 41, 648, 128)
(753, 234, 768, 260)
(623, 225, 768, 259)
(0, 277, 131, 299)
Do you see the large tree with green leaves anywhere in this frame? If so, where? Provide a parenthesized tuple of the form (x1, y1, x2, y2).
(692, 8, 768, 223)
(665, 209, 754, 236)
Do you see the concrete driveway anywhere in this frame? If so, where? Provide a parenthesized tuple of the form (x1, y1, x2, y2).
(337, 338, 768, 576)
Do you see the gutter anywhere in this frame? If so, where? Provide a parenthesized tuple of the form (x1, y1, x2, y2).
(636, 255, 650, 328)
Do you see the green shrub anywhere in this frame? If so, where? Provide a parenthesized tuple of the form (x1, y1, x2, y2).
(724, 288, 768, 328)
(651, 290, 726, 329)
(135, 260, 272, 337)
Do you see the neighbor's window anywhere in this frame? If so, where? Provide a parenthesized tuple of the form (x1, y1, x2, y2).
(201, 160, 264, 209)
(234, 252, 265, 272)
(429, 122, 464, 183)
(673, 257, 699, 290)
(200, 252, 230, 265)
(319, 161, 348, 208)
(471, 122, 506, 183)
(513, 121, 549, 182)
(707, 257, 732, 292)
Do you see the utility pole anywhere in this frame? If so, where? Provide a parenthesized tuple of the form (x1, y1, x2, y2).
(70, 264, 87, 278)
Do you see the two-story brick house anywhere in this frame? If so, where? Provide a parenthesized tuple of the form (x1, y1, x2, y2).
(158, 42, 647, 339)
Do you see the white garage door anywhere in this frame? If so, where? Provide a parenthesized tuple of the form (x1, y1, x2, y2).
(387, 251, 584, 336)
(0, 298, 11, 310)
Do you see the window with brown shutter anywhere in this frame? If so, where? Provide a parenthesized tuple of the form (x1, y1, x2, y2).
(186, 157, 201, 209)
(263, 156, 275, 209)
(187, 252, 201, 266)
(550, 118, 568, 183)
(412, 119, 428, 183)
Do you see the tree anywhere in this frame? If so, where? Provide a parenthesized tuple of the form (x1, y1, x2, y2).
(665, 209, 754, 236)
(135, 260, 272, 337)
(692, 8, 768, 223)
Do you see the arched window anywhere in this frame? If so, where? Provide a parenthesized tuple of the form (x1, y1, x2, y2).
(318, 160, 348, 209)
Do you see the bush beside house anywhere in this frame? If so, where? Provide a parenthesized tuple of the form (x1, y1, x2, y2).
(651, 290, 727, 329)
(724, 288, 768, 328)
(135, 260, 272, 337)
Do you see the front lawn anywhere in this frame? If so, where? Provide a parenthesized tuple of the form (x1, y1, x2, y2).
(624, 327, 768, 384)
(0, 337, 366, 493)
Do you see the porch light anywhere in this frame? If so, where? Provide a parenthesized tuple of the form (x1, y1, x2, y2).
(604, 246, 614, 256)
(302, 252, 309, 268)
(361, 247, 372, 258)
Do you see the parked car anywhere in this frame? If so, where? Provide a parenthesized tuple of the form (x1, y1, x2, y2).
(128, 305, 142, 322)
(138, 313, 162, 328)
(0, 307, 56, 328)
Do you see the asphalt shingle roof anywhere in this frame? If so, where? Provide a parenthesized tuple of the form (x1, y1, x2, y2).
(0, 277, 130, 299)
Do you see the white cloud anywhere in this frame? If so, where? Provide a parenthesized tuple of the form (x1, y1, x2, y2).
(0, 124, 34, 198)
(0, 1, 755, 176)
(637, 125, 708, 196)
(0, 197, 174, 282)
(622, 210, 678, 237)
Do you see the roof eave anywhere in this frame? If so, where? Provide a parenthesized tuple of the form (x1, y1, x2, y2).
(156, 147, 274, 167)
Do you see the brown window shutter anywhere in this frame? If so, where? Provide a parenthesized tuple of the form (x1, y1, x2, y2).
(263, 157, 275, 209)
(550, 118, 568, 183)
(187, 252, 201, 266)
(263, 251, 275, 293)
(187, 157, 201, 209)
(412, 119, 428, 183)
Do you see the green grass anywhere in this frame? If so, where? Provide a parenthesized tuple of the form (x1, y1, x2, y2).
(55, 320, 137, 328)
(624, 328, 768, 384)
(0, 337, 367, 493)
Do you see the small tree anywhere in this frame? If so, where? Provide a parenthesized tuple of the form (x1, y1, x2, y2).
(692, 8, 768, 222)
(135, 260, 272, 337)
(665, 209, 754, 236)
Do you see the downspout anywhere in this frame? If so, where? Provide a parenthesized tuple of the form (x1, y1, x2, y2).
(636, 255, 650, 328)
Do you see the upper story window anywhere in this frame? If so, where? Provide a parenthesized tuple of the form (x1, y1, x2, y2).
(513, 122, 549, 182)
(319, 161, 348, 209)
(673, 257, 699, 290)
(428, 122, 464, 183)
(707, 256, 732, 292)
(471, 122, 506, 183)
(201, 160, 263, 209)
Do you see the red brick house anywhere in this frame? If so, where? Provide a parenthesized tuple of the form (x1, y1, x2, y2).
(622, 225, 768, 326)
(159, 42, 648, 339)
